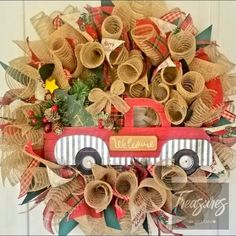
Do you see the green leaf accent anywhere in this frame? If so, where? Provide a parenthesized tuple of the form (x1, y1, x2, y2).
(59, 214, 78, 236)
(104, 204, 121, 230)
(21, 188, 47, 205)
(68, 79, 90, 101)
(0, 61, 30, 84)
(55, 90, 95, 127)
(143, 217, 149, 234)
(38, 63, 55, 81)
(101, 0, 114, 6)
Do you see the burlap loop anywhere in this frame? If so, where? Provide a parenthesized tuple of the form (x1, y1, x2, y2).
(117, 50, 144, 84)
(50, 37, 76, 72)
(168, 31, 196, 64)
(176, 71, 205, 103)
(86, 79, 130, 116)
(84, 180, 113, 212)
(161, 66, 182, 86)
(130, 178, 167, 212)
(80, 42, 105, 69)
(109, 46, 129, 66)
(189, 57, 227, 82)
(153, 164, 187, 190)
(115, 171, 138, 198)
(152, 75, 170, 103)
(72, 44, 84, 78)
(101, 15, 123, 39)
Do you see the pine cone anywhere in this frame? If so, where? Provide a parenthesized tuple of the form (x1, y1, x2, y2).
(52, 121, 64, 135)
(44, 108, 60, 122)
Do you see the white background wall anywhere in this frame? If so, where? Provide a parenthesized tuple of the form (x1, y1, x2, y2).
(0, 1, 236, 235)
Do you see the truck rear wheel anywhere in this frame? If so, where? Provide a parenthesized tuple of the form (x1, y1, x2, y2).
(75, 147, 102, 175)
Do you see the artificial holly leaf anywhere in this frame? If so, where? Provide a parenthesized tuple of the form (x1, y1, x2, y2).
(38, 63, 55, 81)
(68, 79, 90, 101)
(104, 203, 121, 230)
(59, 214, 78, 236)
(21, 188, 47, 205)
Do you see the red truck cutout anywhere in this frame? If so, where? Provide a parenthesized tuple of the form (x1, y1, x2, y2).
(44, 98, 213, 175)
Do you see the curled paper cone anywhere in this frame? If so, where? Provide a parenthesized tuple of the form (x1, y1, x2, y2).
(31, 12, 55, 41)
(110, 46, 129, 66)
(152, 77, 170, 103)
(189, 58, 227, 82)
(92, 165, 117, 187)
(161, 66, 182, 86)
(84, 180, 113, 212)
(212, 142, 236, 169)
(72, 44, 84, 78)
(101, 15, 123, 39)
(80, 42, 105, 69)
(130, 178, 167, 212)
(153, 164, 187, 190)
(176, 71, 205, 103)
(50, 37, 76, 72)
(164, 99, 187, 125)
(129, 73, 150, 98)
(168, 31, 196, 64)
(117, 50, 143, 84)
(115, 171, 138, 198)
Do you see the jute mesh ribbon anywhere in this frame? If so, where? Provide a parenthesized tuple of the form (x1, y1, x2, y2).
(80, 42, 105, 69)
(176, 71, 205, 103)
(110, 46, 129, 66)
(84, 180, 113, 212)
(117, 50, 144, 84)
(130, 178, 167, 213)
(189, 57, 227, 82)
(153, 164, 187, 190)
(31, 12, 55, 41)
(86, 79, 130, 116)
(50, 37, 76, 72)
(101, 15, 123, 39)
(168, 31, 196, 64)
(115, 171, 138, 198)
(131, 19, 169, 65)
(222, 74, 236, 96)
(212, 142, 236, 169)
(161, 66, 183, 86)
(72, 44, 84, 78)
(92, 164, 117, 187)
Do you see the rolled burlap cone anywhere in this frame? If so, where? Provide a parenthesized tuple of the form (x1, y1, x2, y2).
(168, 31, 196, 64)
(115, 171, 138, 198)
(170, 90, 188, 108)
(153, 164, 187, 190)
(176, 71, 205, 103)
(101, 15, 123, 39)
(50, 37, 76, 72)
(161, 66, 183, 86)
(163, 190, 179, 213)
(117, 50, 144, 84)
(92, 165, 117, 187)
(109, 46, 129, 66)
(72, 44, 84, 78)
(80, 42, 105, 69)
(189, 57, 227, 82)
(129, 73, 150, 98)
(152, 75, 170, 103)
(30, 12, 55, 41)
(130, 178, 167, 212)
(84, 180, 113, 212)
(164, 99, 187, 125)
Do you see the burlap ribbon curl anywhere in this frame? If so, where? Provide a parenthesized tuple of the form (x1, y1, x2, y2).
(86, 79, 130, 116)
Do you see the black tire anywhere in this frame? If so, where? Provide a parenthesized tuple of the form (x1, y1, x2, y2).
(75, 147, 102, 175)
(173, 149, 199, 176)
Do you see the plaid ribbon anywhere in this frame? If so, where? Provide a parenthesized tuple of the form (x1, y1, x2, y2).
(18, 159, 40, 198)
(161, 8, 185, 24)
(222, 102, 236, 122)
(179, 14, 198, 35)
(53, 15, 63, 29)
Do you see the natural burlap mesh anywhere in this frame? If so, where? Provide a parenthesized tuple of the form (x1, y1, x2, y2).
(101, 15, 123, 39)
(130, 178, 167, 212)
(84, 180, 113, 212)
(115, 171, 138, 197)
(212, 142, 236, 169)
(50, 37, 76, 72)
(168, 31, 196, 64)
(92, 165, 117, 187)
(176, 71, 205, 103)
(222, 74, 236, 96)
(189, 57, 227, 82)
(72, 44, 84, 78)
(31, 12, 55, 41)
(161, 66, 182, 86)
(80, 42, 105, 69)
(110, 46, 129, 66)
(117, 50, 143, 84)
(170, 90, 188, 108)
(153, 164, 187, 190)
(129, 74, 150, 98)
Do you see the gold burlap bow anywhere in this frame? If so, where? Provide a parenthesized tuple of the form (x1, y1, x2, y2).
(86, 79, 130, 116)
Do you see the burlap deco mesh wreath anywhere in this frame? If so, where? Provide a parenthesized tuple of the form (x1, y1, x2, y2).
(1, 1, 236, 235)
